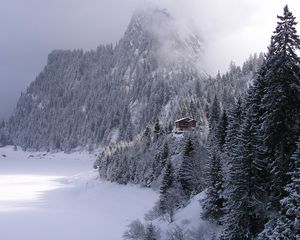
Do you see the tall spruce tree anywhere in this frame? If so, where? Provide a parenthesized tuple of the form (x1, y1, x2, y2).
(258, 139, 300, 239)
(154, 142, 169, 179)
(208, 96, 221, 132)
(245, 76, 270, 212)
(158, 160, 183, 223)
(223, 98, 243, 181)
(221, 113, 265, 239)
(153, 119, 161, 135)
(259, 5, 300, 210)
(217, 110, 228, 151)
(178, 137, 196, 197)
(201, 149, 224, 224)
(160, 160, 174, 195)
(280, 139, 300, 238)
(160, 143, 169, 167)
(201, 99, 225, 224)
(221, 5, 300, 238)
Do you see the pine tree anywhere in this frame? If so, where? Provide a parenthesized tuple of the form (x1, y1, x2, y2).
(123, 220, 145, 240)
(153, 142, 169, 179)
(223, 98, 243, 188)
(208, 96, 221, 133)
(216, 110, 228, 151)
(259, 5, 300, 210)
(201, 96, 226, 225)
(221, 114, 266, 239)
(258, 139, 300, 239)
(202, 107, 226, 224)
(144, 223, 159, 240)
(280, 139, 300, 238)
(158, 160, 179, 223)
(160, 160, 174, 195)
(218, 99, 245, 238)
(153, 119, 161, 135)
(143, 126, 152, 148)
(220, 6, 300, 238)
(201, 149, 224, 224)
(178, 137, 195, 197)
(160, 143, 169, 167)
(224, 98, 243, 167)
(245, 73, 270, 211)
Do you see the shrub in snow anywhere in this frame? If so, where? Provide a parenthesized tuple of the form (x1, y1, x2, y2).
(123, 220, 160, 240)
(166, 226, 188, 240)
(123, 220, 145, 240)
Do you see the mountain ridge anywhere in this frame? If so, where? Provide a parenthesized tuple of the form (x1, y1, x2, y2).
(0, 8, 262, 151)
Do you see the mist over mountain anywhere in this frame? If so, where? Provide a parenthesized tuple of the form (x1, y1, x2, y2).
(1, 7, 261, 151)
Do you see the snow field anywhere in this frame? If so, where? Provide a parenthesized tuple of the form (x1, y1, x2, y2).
(0, 146, 158, 240)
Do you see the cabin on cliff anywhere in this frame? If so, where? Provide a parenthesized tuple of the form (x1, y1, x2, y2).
(175, 117, 197, 131)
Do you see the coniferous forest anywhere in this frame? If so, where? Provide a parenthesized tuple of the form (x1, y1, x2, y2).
(208, 6, 300, 239)
(0, 4, 299, 240)
(96, 5, 300, 239)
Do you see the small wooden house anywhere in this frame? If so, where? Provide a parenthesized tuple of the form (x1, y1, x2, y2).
(175, 117, 197, 131)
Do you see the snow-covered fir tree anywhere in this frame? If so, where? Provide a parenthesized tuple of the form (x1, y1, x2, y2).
(201, 97, 225, 224)
(259, 5, 300, 211)
(218, 5, 300, 239)
(201, 149, 224, 225)
(160, 160, 173, 195)
(216, 110, 228, 151)
(178, 137, 197, 197)
(144, 223, 159, 240)
(258, 139, 300, 240)
(221, 111, 264, 239)
(158, 160, 182, 223)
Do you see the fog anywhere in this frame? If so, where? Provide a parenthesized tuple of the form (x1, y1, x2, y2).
(1, 0, 299, 119)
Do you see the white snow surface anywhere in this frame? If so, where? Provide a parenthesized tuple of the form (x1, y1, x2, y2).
(0, 146, 158, 240)
(151, 192, 218, 239)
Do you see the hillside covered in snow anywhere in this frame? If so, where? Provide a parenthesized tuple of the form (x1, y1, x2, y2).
(0, 7, 262, 151)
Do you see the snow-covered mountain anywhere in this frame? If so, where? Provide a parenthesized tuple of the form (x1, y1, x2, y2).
(2, 7, 261, 151)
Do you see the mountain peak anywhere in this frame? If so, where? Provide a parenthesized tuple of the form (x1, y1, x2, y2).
(122, 6, 203, 70)
(130, 7, 172, 28)
(5, 6, 208, 151)
(124, 6, 174, 43)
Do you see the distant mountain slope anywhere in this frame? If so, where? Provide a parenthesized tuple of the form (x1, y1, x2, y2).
(3, 7, 263, 151)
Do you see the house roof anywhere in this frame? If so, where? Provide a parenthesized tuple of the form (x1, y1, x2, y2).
(175, 117, 196, 123)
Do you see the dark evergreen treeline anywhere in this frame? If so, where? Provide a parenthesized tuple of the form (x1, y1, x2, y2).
(96, 121, 208, 191)
(202, 5, 300, 239)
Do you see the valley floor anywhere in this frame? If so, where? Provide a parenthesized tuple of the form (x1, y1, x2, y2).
(0, 146, 158, 240)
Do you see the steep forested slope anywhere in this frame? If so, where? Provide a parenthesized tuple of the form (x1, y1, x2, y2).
(1, 8, 263, 151)
(4, 9, 203, 151)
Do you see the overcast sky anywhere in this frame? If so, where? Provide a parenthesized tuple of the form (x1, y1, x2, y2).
(1, 0, 300, 119)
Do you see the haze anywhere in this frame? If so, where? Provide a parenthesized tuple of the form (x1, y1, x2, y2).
(1, 0, 299, 119)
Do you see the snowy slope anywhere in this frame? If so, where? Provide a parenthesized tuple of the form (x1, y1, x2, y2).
(0, 146, 158, 240)
(142, 192, 219, 240)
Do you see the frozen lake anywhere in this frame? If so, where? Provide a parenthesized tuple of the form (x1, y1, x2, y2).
(0, 146, 158, 240)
